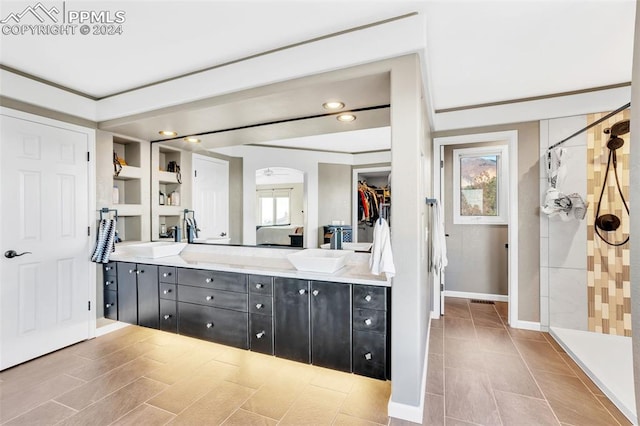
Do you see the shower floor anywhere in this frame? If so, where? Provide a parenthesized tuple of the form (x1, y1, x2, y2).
(550, 326, 636, 424)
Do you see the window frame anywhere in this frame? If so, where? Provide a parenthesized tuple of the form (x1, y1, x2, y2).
(256, 188, 292, 226)
(452, 144, 509, 225)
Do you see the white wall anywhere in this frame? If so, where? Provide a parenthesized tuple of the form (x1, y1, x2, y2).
(539, 115, 589, 331)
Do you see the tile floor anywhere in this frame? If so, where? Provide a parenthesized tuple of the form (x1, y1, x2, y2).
(0, 298, 631, 425)
(389, 298, 632, 426)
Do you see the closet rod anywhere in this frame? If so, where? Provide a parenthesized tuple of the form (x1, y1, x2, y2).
(547, 102, 630, 152)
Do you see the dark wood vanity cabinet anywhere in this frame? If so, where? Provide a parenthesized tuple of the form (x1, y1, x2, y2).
(352, 285, 390, 380)
(116, 262, 159, 328)
(102, 262, 118, 320)
(159, 266, 177, 333)
(274, 278, 310, 363)
(249, 275, 274, 355)
(310, 281, 351, 372)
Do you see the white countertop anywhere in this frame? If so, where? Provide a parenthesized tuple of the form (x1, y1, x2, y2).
(109, 243, 391, 287)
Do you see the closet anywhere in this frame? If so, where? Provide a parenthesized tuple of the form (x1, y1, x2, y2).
(353, 168, 391, 243)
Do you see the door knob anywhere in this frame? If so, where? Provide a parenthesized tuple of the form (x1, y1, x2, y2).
(4, 250, 32, 259)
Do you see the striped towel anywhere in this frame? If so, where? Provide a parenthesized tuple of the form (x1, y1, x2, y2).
(91, 219, 117, 263)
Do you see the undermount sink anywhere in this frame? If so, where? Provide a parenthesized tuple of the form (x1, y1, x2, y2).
(287, 248, 354, 273)
(126, 242, 187, 258)
(319, 242, 372, 252)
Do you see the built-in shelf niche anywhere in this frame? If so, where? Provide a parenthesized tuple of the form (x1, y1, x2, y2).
(115, 215, 142, 243)
(158, 215, 181, 239)
(158, 147, 182, 207)
(113, 136, 142, 168)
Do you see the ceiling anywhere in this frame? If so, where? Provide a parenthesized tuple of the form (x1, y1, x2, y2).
(0, 1, 636, 151)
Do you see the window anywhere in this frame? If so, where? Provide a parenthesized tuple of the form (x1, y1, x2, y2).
(257, 189, 291, 226)
(453, 145, 508, 225)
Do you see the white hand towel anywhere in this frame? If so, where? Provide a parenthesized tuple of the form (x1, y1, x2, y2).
(431, 200, 448, 272)
(369, 218, 395, 278)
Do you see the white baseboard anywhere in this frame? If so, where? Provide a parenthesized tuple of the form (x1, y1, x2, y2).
(512, 320, 541, 331)
(387, 318, 430, 424)
(95, 321, 130, 337)
(443, 290, 508, 302)
(431, 311, 440, 319)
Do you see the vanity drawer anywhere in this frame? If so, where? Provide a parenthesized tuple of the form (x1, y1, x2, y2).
(159, 266, 177, 284)
(353, 285, 387, 310)
(250, 313, 274, 355)
(178, 285, 248, 312)
(159, 283, 176, 300)
(249, 275, 273, 296)
(249, 293, 273, 316)
(353, 330, 387, 380)
(352, 308, 387, 334)
(178, 268, 248, 293)
(103, 262, 117, 277)
(160, 299, 177, 333)
(178, 302, 248, 349)
(104, 290, 117, 320)
(104, 277, 117, 290)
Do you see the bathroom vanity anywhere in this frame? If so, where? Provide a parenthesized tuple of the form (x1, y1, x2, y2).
(103, 244, 391, 380)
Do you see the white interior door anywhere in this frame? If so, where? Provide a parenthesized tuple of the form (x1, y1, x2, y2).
(192, 154, 229, 240)
(1, 113, 91, 370)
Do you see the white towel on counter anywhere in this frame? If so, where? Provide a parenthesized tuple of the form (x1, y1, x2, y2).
(369, 218, 395, 278)
(431, 199, 448, 273)
(91, 219, 116, 263)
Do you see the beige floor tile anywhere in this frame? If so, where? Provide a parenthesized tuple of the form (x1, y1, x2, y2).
(279, 384, 347, 425)
(513, 339, 576, 376)
(242, 381, 303, 420)
(443, 298, 472, 319)
(443, 317, 476, 340)
(168, 380, 255, 425)
(470, 308, 505, 329)
(110, 403, 175, 426)
(55, 356, 164, 410)
(334, 413, 383, 425)
(4, 401, 77, 426)
(596, 395, 633, 426)
(143, 342, 193, 364)
(71, 327, 155, 360)
(226, 355, 281, 389)
(0, 373, 84, 423)
(431, 318, 444, 329)
(444, 337, 485, 371)
(147, 360, 237, 414)
(494, 301, 508, 318)
(427, 353, 444, 395)
(424, 392, 445, 426)
(533, 369, 619, 426)
(143, 346, 221, 384)
(310, 367, 356, 394)
(482, 352, 542, 398)
(339, 377, 390, 424)
(444, 367, 501, 425)
(222, 408, 278, 425)
(557, 353, 605, 397)
(507, 327, 547, 342)
(58, 377, 167, 426)
(475, 326, 518, 355)
(429, 327, 444, 355)
(444, 417, 478, 425)
(67, 341, 158, 381)
(542, 333, 566, 353)
(388, 418, 420, 426)
(494, 390, 559, 426)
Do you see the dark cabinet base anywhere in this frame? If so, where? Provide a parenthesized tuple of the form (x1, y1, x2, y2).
(178, 302, 248, 349)
(353, 330, 387, 380)
(250, 313, 273, 355)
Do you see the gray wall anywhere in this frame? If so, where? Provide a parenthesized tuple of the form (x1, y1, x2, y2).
(434, 121, 540, 322)
(444, 144, 508, 295)
(629, 0, 640, 416)
(318, 163, 352, 245)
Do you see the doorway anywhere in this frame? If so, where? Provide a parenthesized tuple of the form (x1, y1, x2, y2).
(352, 166, 391, 243)
(192, 154, 229, 242)
(433, 131, 519, 327)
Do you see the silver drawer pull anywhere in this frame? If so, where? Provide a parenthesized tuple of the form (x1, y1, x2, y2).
(206, 322, 213, 328)
(312, 290, 319, 296)
(205, 278, 213, 283)
(128, 269, 135, 274)
(298, 289, 307, 295)
(255, 283, 264, 289)
(365, 294, 372, 302)
(364, 352, 372, 360)
(105, 303, 114, 308)
(163, 289, 172, 295)
(105, 266, 112, 271)
(163, 272, 171, 278)
(364, 318, 373, 326)
(137, 270, 143, 274)
(255, 303, 263, 309)
(105, 281, 111, 286)
(256, 331, 265, 339)
(163, 314, 172, 320)
(205, 296, 213, 301)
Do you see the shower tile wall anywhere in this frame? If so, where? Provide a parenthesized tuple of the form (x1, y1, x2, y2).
(539, 115, 589, 331)
(586, 110, 631, 336)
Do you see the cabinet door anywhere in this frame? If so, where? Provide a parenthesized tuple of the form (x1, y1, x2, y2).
(311, 281, 351, 372)
(104, 290, 117, 320)
(274, 278, 309, 363)
(116, 262, 138, 325)
(178, 302, 248, 349)
(160, 299, 177, 333)
(137, 264, 159, 329)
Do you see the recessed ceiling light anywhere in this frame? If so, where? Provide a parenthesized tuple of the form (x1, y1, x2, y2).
(184, 137, 201, 143)
(323, 101, 345, 110)
(158, 130, 177, 137)
(336, 113, 356, 122)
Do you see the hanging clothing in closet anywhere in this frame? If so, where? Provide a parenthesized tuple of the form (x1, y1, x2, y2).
(357, 181, 383, 225)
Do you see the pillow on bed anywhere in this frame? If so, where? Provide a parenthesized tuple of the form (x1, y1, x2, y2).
(294, 227, 304, 234)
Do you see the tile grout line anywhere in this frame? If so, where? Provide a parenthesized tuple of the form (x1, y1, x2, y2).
(105, 377, 170, 426)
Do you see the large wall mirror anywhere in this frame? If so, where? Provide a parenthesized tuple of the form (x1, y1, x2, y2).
(100, 66, 392, 248)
